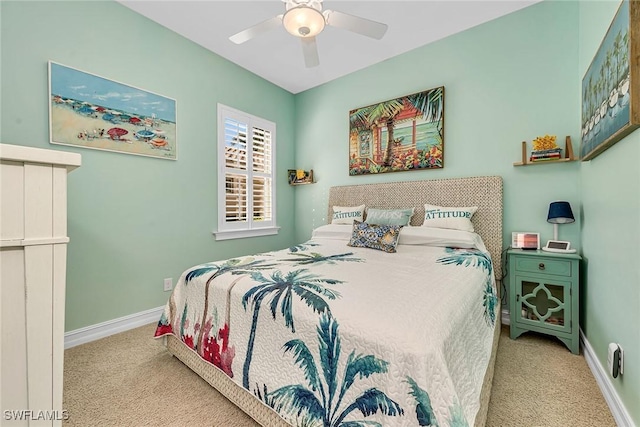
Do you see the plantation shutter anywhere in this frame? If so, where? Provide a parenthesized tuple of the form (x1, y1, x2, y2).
(251, 126, 272, 223)
(217, 104, 276, 237)
(224, 118, 248, 223)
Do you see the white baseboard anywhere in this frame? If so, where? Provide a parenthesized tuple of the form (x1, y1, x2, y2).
(580, 329, 634, 427)
(64, 306, 164, 349)
(501, 308, 510, 325)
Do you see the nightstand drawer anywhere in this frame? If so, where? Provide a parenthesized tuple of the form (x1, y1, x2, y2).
(514, 257, 571, 276)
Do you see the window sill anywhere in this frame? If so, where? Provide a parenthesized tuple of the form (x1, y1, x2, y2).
(213, 226, 280, 241)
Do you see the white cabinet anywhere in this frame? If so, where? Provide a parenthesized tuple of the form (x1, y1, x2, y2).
(1, 144, 80, 426)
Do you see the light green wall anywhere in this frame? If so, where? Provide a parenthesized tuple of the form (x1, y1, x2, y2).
(0, 1, 297, 331)
(294, 1, 581, 251)
(579, 1, 639, 424)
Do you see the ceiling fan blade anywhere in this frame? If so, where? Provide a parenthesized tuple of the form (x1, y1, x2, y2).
(324, 10, 388, 40)
(301, 37, 320, 68)
(229, 15, 283, 44)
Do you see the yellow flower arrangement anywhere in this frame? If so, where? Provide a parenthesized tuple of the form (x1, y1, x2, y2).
(532, 135, 558, 151)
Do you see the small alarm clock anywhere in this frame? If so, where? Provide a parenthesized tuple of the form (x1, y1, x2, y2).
(542, 240, 576, 253)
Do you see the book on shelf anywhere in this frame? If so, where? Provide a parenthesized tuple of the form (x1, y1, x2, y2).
(530, 156, 562, 162)
(530, 149, 563, 162)
(531, 147, 562, 155)
(531, 153, 561, 159)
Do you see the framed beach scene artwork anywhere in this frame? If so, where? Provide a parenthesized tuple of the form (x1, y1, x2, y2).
(49, 61, 177, 160)
(581, 0, 639, 161)
(348, 86, 444, 176)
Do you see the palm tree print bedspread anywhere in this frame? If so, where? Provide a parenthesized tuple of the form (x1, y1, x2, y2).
(155, 235, 496, 426)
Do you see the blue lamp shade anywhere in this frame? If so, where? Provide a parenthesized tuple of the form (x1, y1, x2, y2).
(547, 201, 575, 224)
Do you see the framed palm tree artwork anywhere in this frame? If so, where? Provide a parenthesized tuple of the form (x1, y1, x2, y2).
(581, 0, 639, 161)
(349, 86, 444, 175)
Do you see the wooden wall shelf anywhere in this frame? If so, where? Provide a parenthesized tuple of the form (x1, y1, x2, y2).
(288, 169, 315, 185)
(514, 136, 579, 166)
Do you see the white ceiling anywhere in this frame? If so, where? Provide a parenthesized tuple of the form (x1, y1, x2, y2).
(118, 0, 540, 94)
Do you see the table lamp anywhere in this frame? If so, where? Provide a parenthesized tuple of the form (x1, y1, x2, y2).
(542, 201, 576, 253)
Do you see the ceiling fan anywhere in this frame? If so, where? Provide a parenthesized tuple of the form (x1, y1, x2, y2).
(229, 0, 388, 68)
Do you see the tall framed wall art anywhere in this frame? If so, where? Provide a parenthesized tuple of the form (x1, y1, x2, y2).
(581, 0, 639, 161)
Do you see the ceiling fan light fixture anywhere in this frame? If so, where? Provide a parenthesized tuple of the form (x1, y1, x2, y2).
(283, 6, 325, 38)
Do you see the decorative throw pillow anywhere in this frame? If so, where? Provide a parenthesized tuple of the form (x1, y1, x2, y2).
(332, 204, 365, 224)
(348, 220, 403, 253)
(422, 204, 478, 232)
(365, 208, 415, 226)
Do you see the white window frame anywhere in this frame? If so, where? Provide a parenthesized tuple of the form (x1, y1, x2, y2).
(214, 104, 279, 241)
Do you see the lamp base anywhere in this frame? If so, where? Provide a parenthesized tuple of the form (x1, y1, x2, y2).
(542, 239, 577, 253)
(542, 246, 577, 254)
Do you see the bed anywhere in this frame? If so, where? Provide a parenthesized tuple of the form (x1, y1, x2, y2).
(155, 176, 503, 427)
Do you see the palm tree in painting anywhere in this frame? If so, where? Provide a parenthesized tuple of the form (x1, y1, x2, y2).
(582, 79, 591, 126)
(257, 314, 404, 426)
(587, 75, 596, 120)
(184, 258, 277, 357)
(241, 269, 343, 389)
(599, 66, 606, 108)
(605, 49, 613, 95)
(280, 251, 363, 265)
(349, 87, 444, 168)
(613, 31, 623, 84)
(622, 31, 630, 75)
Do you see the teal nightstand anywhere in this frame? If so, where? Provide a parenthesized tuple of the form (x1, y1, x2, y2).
(508, 249, 581, 354)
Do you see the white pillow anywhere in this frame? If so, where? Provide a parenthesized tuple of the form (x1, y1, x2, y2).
(312, 224, 487, 252)
(331, 204, 365, 225)
(422, 204, 477, 232)
(311, 224, 353, 241)
(398, 227, 486, 251)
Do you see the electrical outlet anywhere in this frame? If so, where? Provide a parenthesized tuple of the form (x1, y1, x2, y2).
(608, 343, 624, 378)
(163, 277, 173, 292)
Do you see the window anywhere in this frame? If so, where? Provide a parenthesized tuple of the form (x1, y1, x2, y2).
(215, 104, 278, 240)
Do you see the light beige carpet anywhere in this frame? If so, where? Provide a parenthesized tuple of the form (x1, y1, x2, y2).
(63, 324, 616, 427)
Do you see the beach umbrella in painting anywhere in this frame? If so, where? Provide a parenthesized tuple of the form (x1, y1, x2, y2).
(135, 129, 155, 141)
(107, 127, 128, 140)
(129, 117, 142, 125)
(78, 105, 94, 115)
(102, 113, 121, 124)
(151, 137, 168, 147)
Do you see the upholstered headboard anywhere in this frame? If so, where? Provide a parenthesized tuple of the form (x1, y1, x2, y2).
(327, 176, 503, 279)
